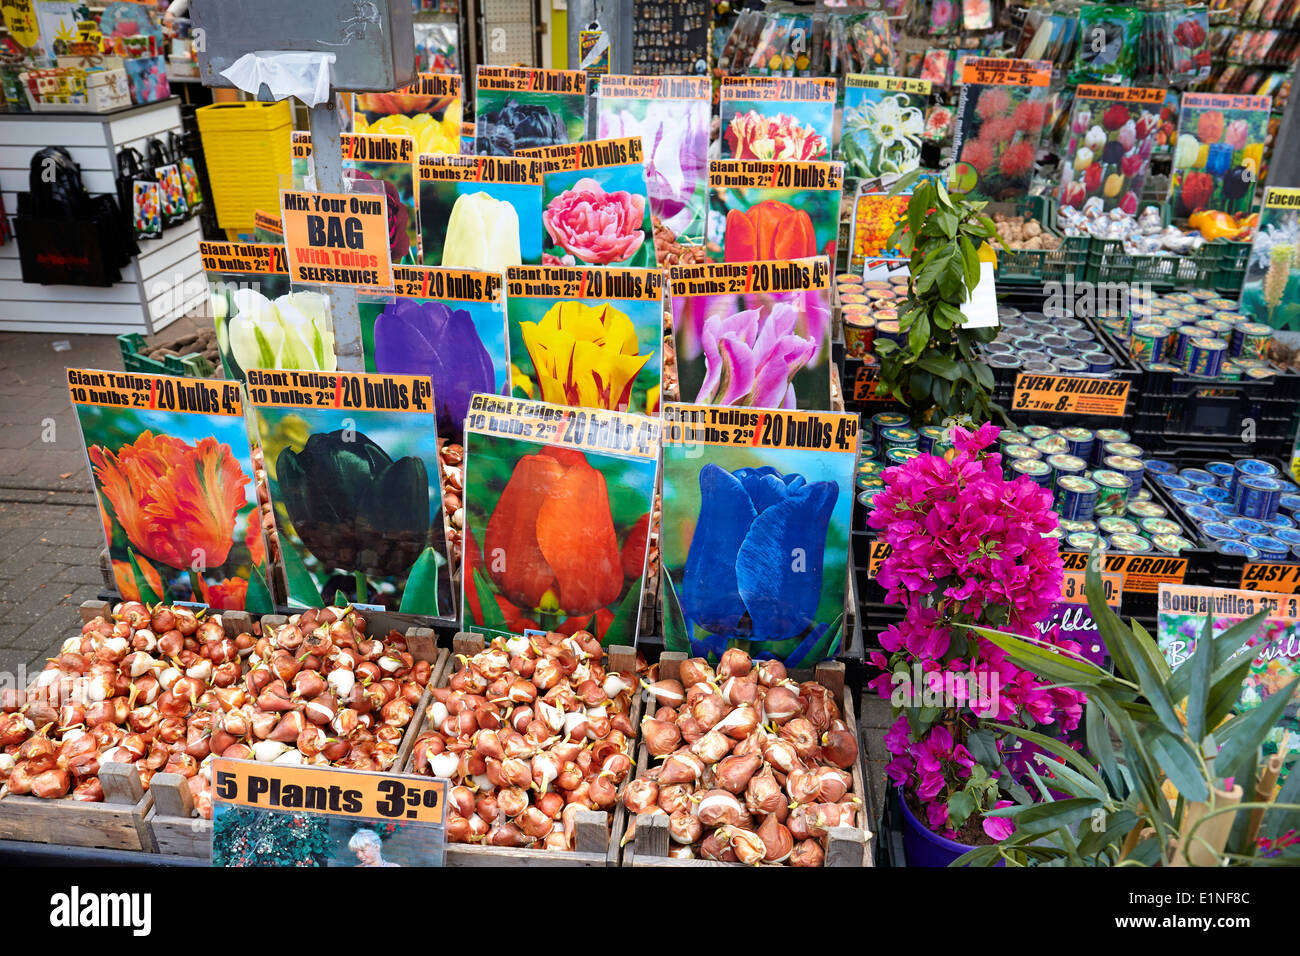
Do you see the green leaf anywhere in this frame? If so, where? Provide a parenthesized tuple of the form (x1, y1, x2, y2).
(947, 788, 975, 824)
(333, 589, 349, 608)
(987, 722, 1108, 793)
(661, 570, 691, 654)
(967, 625, 1115, 687)
(601, 582, 644, 648)
(1214, 676, 1300, 784)
(958, 235, 981, 293)
(244, 563, 275, 615)
(398, 546, 445, 616)
(790, 613, 843, 669)
(1086, 702, 1123, 794)
(933, 208, 959, 238)
(1260, 760, 1300, 841)
(1003, 797, 1101, 836)
(972, 360, 994, 390)
(1146, 729, 1209, 803)
(279, 536, 325, 608)
(1119, 622, 1183, 738)
(907, 311, 931, 355)
(1093, 689, 1174, 841)
(966, 729, 1001, 771)
(917, 353, 960, 380)
(471, 566, 510, 632)
(127, 547, 161, 605)
(1167, 609, 1268, 703)
(1077, 808, 1138, 859)
(1183, 613, 1213, 743)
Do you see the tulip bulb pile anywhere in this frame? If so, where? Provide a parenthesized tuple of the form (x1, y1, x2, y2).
(409, 632, 638, 852)
(633, 649, 860, 866)
(0, 604, 429, 820)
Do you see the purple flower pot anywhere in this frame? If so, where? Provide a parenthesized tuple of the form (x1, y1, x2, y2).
(897, 787, 980, 868)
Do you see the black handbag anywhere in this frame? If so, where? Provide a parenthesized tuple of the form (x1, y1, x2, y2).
(116, 146, 162, 240)
(147, 136, 190, 227)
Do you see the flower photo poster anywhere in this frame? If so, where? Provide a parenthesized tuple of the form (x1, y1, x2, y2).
(668, 256, 833, 410)
(68, 370, 272, 613)
(707, 159, 844, 263)
(718, 76, 837, 162)
(248, 370, 453, 617)
(460, 395, 660, 646)
(659, 403, 857, 666)
(517, 137, 658, 269)
(416, 154, 545, 271)
(839, 74, 931, 185)
(949, 57, 1052, 201)
(474, 67, 587, 157)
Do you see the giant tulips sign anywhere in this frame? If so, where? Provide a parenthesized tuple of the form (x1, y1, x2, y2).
(417, 154, 544, 271)
(200, 241, 337, 381)
(68, 369, 273, 613)
(707, 159, 843, 264)
(516, 137, 658, 269)
(474, 67, 587, 157)
(353, 72, 463, 160)
(460, 394, 660, 646)
(247, 370, 453, 617)
(359, 265, 510, 440)
(659, 403, 857, 665)
(505, 265, 664, 415)
(668, 256, 833, 409)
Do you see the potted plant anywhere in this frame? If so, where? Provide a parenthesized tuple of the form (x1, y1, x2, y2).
(961, 563, 1300, 866)
(866, 421, 1086, 866)
(876, 171, 999, 424)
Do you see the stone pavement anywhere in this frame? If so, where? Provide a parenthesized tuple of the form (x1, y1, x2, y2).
(0, 315, 893, 830)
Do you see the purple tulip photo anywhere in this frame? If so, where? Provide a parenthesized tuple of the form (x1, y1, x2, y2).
(696, 302, 818, 409)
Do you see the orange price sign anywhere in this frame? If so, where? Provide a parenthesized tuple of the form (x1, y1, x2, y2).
(1012, 373, 1130, 418)
(1059, 570, 1123, 608)
(1240, 562, 1300, 594)
(281, 189, 393, 290)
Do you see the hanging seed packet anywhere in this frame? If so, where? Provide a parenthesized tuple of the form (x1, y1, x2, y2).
(504, 265, 664, 414)
(1059, 85, 1165, 214)
(460, 394, 659, 645)
(595, 75, 711, 248)
(416, 153, 544, 270)
(292, 133, 420, 265)
(248, 369, 453, 617)
(516, 137, 657, 269)
(354, 72, 463, 157)
(840, 75, 931, 183)
(200, 240, 337, 379)
(1239, 187, 1300, 333)
(1169, 93, 1271, 222)
(963, 0, 992, 31)
(920, 49, 951, 86)
(253, 210, 283, 243)
(359, 265, 511, 440)
(668, 256, 832, 410)
(474, 67, 586, 157)
(68, 369, 273, 613)
(719, 76, 836, 162)
(1166, 5, 1211, 83)
(1072, 5, 1142, 83)
(950, 58, 1052, 201)
(707, 159, 844, 264)
(659, 402, 857, 665)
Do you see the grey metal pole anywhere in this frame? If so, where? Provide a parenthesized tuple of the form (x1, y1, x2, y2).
(1268, 61, 1300, 189)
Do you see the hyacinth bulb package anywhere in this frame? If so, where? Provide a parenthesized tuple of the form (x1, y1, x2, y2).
(359, 266, 511, 440)
(68, 370, 272, 613)
(595, 75, 711, 248)
(353, 73, 463, 158)
(517, 138, 657, 269)
(417, 154, 544, 270)
(707, 159, 844, 264)
(839, 74, 932, 183)
(474, 67, 586, 157)
(659, 403, 856, 665)
(668, 256, 833, 410)
(718, 76, 836, 162)
(1239, 187, 1300, 333)
(1168, 92, 1271, 222)
(460, 395, 660, 646)
(248, 370, 453, 616)
(950, 58, 1052, 201)
(504, 265, 664, 415)
(199, 241, 337, 380)
(1059, 85, 1165, 214)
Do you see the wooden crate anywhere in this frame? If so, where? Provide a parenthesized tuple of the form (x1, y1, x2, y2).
(0, 761, 155, 851)
(401, 632, 640, 866)
(622, 653, 873, 867)
(143, 612, 450, 859)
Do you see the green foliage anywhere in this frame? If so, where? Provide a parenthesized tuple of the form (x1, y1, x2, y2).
(212, 807, 331, 867)
(954, 557, 1300, 867)
(877, 171, 1000, 424)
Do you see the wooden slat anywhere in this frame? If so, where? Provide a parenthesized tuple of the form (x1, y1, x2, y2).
(0, 278, 143, 304)
(149, 773, 194, 818)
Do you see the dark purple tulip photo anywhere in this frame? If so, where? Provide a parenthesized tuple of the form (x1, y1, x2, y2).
(373, 299, 495, 438)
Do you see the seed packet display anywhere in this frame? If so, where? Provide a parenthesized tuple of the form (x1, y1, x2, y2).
(353, 73, 463, 157)
(659, 403, 857, 665)
(1239, 187, 1300, 333)
(516, 137, 657, 269)
(474, 67, 586, 157)
(360, 265, 511, 439)
(840, 75, 931, 183)
(505, 265, 664, 415)
(1072, 4, 1142, 83)
(1169, 93, 1271, 222)
(851, 186, 911, 276)
(595, 75, 711, 248)
(416, 154, 544, 271)
(67, 369, 272, 613)
(1166, 5, 1211, 83)
(1059, 86, 1165, 214)
(668, 257, 832, 410)
(707, 159, 844, 264)
(950, 58, 1052, 201)
(293, 134, 420, 265)
(460, 394, 659, 645)
(253, 210, 283, 243)
(200, 241, 336, 379)
(248, 369, 453, 616)
(719, 76, 836, 162)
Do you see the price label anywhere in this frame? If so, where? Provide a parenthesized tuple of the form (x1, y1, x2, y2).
(1059, 570, 1123, 608)
(866, 540, 892, 577)
(1240, 562, 1300, 594)
(1012, 373, 1130, 418)
(1061, 550, 1186, 595)
(960, 58, 1052, 87)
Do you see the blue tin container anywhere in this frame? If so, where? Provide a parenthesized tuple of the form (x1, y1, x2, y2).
(1202, 522, 1242, 541)
(1236, 476, 1284, 520)
(1247, 535, 1288, 560)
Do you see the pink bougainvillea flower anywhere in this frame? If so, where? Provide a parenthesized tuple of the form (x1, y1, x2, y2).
(982, 801, 1016, 841)
(724, 110, 828, 161)
(542, 177, 646, 265)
